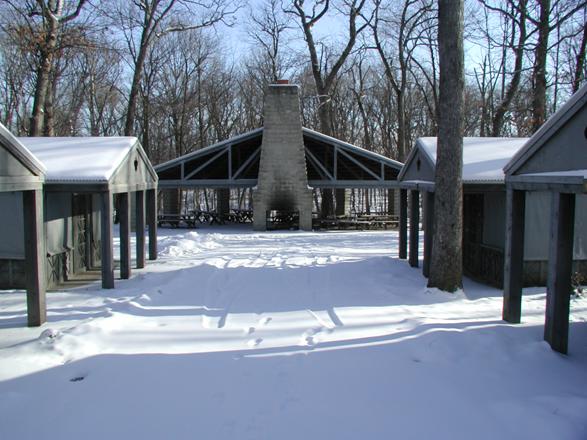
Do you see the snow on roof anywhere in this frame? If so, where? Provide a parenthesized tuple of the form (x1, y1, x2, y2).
(18, 136, 138, 183)
(416, 137, 529, 183)
(0, 123, 46, 175)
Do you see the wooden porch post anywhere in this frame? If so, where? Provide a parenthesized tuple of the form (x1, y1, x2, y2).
(101, 191, 114, 289)
(136, 190, 146, 269)
(147, 188, 158, 260)
(423, 190, 435, 278)
(409, 189, 420, 268)
(120, 192, 131, 279)
(23, 190, 46, 326)
(399, 189, 408, 259)
(544, 192, 575, 354)
(503, 189, 526, 323)
(84, 195, 92, 269)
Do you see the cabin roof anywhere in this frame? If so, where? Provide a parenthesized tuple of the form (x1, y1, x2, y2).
(400, 137, 529, 185)
(18, 136, 144, 184)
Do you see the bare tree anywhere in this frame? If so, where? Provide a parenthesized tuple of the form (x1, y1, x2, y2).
(2, 0, 88, 136)
(246, 0, 295, 85)
(370, 0, 434, 160)
(428, 0, 464, 292)
(286, 0, 372, 216)
(106, 0, 240, 136)
(529, 0, 586, 131)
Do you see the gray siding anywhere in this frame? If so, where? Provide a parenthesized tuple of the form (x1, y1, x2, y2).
(524, 191, 587, 260)
(45, 193, 72, 255)
(0, 147, 34, 177)
(112, 147, 153, 188)
(516, 105, 587, 175)
(482, 192, 506, 249)
(0, 192, 24, 258)
(401, 150, 435, 182)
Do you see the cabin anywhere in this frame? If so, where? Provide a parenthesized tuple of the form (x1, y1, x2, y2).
(0, 123, 46, 326)
(396, 136, 586, 287)
(503, 83, 587, 354)
(0, 136, 158, 291)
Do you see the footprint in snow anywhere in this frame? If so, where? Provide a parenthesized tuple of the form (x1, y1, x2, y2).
(258, 317, 272, 326)
(300, 327, 324, 347)
(248, 338, 263, 347)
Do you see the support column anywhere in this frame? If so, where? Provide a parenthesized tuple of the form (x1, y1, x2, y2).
(163, 188, 180, 215)
(136, 190, 146, 269)
(409, 190, 420, 268)
(120, 192, 131, 279)
(544, 192, 575, 354)
(217, 188, 230, 215)
(23, 190, 46, 326)
(84, 195, 92, 269)
(423, 190, 435, 278)
(147, 189, 158, 260)
(335, 189, 347, 216)
(399, 189, 408, 259)
(100, 191, 114, 289)
(387, 188, 395, 216)
(503, 189, 526, 323)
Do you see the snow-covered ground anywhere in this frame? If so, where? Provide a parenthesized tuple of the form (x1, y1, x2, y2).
(1, 227, 586, 439)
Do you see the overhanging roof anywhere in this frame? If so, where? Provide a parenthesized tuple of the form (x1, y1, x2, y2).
(399, 137, 529, 188)
(155, 127, 403, 189)
(18, 136, 158, 192)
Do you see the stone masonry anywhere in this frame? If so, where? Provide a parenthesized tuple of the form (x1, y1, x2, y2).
(253, 84, 313, 231)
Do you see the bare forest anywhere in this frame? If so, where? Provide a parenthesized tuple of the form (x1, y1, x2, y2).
(1, 0, 585, 167)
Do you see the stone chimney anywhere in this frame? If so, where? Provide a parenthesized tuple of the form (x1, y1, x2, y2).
(253, 83, 313, 231)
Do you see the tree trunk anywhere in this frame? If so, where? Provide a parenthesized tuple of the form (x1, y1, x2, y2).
(43, 77, 55, 136)
(573, 20, 587, 93)
(30, 16, 59, 136)
(491, 0, 527, 137)
(125, 23, 152, 136)
(427, 0, 464, 292)
(531, 0, 551, 133)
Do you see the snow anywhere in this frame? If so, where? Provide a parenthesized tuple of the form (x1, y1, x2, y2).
(1, 227, 586, 439)
(418, 137, 529, 182)
(17, 137, 138, 183)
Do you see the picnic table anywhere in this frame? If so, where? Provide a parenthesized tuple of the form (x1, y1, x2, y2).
(231, 209, 253, 223)
(157, 213, 198, 228)
(266, 210, 299, 230)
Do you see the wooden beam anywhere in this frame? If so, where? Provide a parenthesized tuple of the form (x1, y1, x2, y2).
(136, 191, 146, 269)
(101, 191, 114, 289)
(120, 192, 131, 279)
(147, 189, 158, 261)
(23, 190, 46, 326)
(84, 195, 92, 270)
(399, 189, 408, 259)
(502, 189, 525, 323)
(544, 192, 575, 354)
(508, 180, 586, 193)
(338, 148, 382, 181)
(409, 190, 420, 268)
(423, 190, 435, 278)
